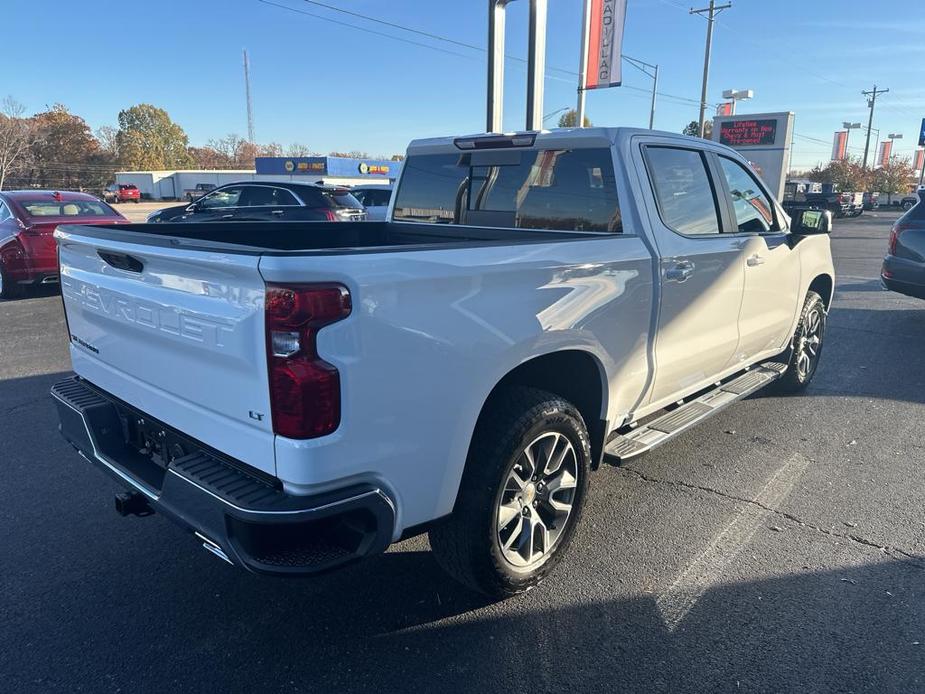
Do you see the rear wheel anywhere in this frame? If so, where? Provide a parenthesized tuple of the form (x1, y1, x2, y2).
(772, 291, 826, 394)
(429, 387, 591, 598)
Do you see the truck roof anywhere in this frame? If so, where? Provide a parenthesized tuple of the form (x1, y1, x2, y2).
(406, 127, 707, 155)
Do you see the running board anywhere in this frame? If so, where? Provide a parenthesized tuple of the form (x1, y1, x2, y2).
(604, 362, 788, 463)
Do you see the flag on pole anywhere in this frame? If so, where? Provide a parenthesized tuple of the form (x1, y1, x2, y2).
(583, 0, 628, 90)
(877, 140, 893, 168)
(831, 131, 848, 161)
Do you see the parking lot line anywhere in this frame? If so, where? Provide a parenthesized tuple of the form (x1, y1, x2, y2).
(655, 452, 812, 632)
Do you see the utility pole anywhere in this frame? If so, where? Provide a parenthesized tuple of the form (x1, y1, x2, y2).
(243, 49, 256, 143)
(691, 1, 731, 138)
(861, 84, 888, 169)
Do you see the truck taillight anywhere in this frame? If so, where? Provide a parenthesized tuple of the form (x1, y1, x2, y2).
(265, 284, 351, 439)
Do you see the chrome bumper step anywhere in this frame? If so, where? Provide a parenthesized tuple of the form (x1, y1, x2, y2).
(604, 362, 787, 463)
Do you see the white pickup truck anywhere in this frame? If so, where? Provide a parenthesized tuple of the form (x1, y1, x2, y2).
(52, 128, 834, 597)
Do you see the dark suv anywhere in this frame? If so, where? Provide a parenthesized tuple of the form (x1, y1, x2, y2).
(882, 191, 925, 299)
(146, 182, 366, 223)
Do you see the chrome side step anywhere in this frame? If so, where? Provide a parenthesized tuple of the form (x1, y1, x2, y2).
(604, 362, 787, 463)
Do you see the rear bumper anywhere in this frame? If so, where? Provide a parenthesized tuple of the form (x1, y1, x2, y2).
(881, 255, 925, 299)
(51, 377, 395, 575)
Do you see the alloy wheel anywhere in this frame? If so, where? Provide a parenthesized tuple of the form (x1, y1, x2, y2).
(496, 431, 579, 569)
(797, 306, 823, 380)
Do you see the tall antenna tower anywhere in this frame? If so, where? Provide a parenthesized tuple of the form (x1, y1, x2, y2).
(243, 49, 256, 143)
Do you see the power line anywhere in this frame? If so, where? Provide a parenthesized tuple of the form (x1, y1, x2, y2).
(258, 0, 714, 114)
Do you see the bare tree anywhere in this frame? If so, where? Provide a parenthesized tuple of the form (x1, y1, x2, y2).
(286, 142, 313, 157)
(0, 97, 33, 190)
(95, 125, 119, 158)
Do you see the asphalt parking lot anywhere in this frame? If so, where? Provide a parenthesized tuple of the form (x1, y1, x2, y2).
(1, 210, 923, 693)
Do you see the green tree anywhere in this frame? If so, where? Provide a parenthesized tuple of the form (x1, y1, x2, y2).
(558, 109, 592, 128)
(683, 119, 712, 138)
(807, 157, 871, 192)
(873, 156, 915, 203)
(116, 104, 194, 170)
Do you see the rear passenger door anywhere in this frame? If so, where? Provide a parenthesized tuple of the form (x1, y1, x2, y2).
(715, 155, 801, 362)
(640, 144, 747, 406)
(233, 185, 302, 221)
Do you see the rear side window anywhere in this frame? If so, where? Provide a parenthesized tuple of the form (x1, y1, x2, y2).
(240, 186, 299, 206)
(718, 157, 775, 232)
(645, 147, 720, 236)
(392, 148, 622, 233)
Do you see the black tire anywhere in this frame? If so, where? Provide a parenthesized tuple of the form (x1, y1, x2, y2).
(429, 386, 591, 598)
(772, 291, 826, 394)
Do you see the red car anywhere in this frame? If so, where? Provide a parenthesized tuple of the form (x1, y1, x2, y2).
(103, 183, 142, 204)
(0, 190, 128, 299)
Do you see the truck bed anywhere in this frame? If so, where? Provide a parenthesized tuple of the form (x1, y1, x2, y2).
(58, 220, 601, 255)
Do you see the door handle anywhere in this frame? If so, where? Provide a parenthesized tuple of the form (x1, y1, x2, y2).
(220, 214, 235, 220)
(665, 260, 695, 283)
(746, 253, 765, 267)
(271, 210, 285, 216)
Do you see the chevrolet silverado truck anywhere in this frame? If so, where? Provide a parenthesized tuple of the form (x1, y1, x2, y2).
(51, 128, 835, 597)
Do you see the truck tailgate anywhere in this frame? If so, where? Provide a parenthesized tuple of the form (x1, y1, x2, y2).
(57, 226, 275, 474)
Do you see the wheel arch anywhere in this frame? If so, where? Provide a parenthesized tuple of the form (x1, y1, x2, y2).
(474, 349, 609, 471)
(808, 273, 834, 310)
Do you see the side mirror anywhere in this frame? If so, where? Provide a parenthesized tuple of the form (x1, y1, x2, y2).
(792, 208, 832, 235)
(185, 203, 198, 213)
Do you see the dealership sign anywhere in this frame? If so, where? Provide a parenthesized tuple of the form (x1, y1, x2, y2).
(718, 119, 778, 147)
(711, 111, 795, 200)
(919, 118, 925, 147)
(256, 156, 399, 179)
(582, 0, 628, 90)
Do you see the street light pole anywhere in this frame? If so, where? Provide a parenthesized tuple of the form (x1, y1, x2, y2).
(691, 1, 732, 138)
(842, 121, 861, 160)
(649, 64, 659, 129)
(576, 0, 592, 127)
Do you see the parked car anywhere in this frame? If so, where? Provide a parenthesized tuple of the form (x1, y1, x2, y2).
(350, 185, 393, 221)
(51, 128, 834, 597)
(863, 191, 880, 211)
(184, 183, 216, 201)
(146, 181, 366, 223)
(901, 194, 919, 210)
(102, 184, 141, 204)
(785, 183, 861, 218)
(0, 190, 127, 299)
(882, 190, 925, 299)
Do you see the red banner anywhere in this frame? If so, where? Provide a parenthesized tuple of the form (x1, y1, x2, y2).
(716, 102, 733, 117)
(583, 0, 628, 90)
(831, 131, 848, 161)
(914, 148, 925, 174)
(878, 140, 893, 168)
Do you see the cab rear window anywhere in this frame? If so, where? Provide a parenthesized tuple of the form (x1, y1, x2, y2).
(392, 148, 622, 233)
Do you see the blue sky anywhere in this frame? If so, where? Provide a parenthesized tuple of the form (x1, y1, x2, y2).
(5, 0, 924, 169)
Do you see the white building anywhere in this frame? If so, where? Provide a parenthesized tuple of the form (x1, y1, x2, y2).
(115, 157, 401, 200)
